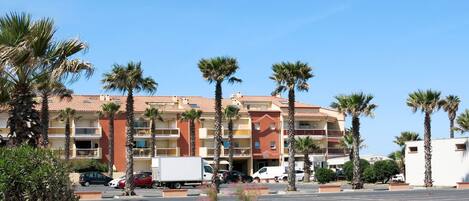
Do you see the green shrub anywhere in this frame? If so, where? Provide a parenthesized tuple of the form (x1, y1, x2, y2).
(70, 159, 108, 173)
(314, 168, 336, 184)
(363, 166, 377, 183)
(343, 159, 370, 181)
(0, 146, 78, 201)
(373, 160, 400, 183)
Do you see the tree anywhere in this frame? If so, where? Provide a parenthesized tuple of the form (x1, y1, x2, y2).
(340, 128, 366, 161)
(294, 136, 319, 182)
(198, 56, 241, 192)
(455, 109, 469, 134)
(181, 109, 203, 156)
(407, 89, 444, 187)
(0, 12, 92, 146)
(102, 61, 157, 196)
(331, 93, 377, 189)
(391, 131, 421, 176)
(99, 102, 120, 178)
(343, 159, 370, 182)
(56, 108, 77, 161)
(372, 160, 400, 184)
(270, 61, 313, 191)
(441, 95, 460, 138)
(144, 108, 163, 158)
(223, 105, 240, 172)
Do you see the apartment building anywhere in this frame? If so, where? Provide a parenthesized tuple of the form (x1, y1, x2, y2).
(0, 93, 346, 175)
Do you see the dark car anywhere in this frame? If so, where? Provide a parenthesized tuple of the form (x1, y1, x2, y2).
(79, 171, 113, 186)
(222, 170, 253, 183)
(118, 172, 154, 189)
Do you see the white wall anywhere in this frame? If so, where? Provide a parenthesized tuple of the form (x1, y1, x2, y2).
(405, 138, 469, 186)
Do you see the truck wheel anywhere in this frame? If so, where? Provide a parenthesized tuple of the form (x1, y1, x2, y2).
(151, 182, 158, 189)
(172, 182, 182, 189)
(84, 181, 90, 187)
(254, 177, 260, 183)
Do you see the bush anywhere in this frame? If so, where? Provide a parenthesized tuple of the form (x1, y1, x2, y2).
(373, 160, 400, 183)
(343, 159, 370, 181)
(0, 146, 78, 201)
(363, 166, 377, 183)
(314, 168, 336, 184)
(70, 159, 108, 173)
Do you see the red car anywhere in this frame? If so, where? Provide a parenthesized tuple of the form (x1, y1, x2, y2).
(118, 172, 154, 189)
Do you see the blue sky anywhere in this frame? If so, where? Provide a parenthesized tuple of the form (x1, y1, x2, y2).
(2, 1, 469, 156)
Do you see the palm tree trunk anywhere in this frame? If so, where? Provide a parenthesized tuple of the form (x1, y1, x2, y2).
(124, 90, 136, 196)
(449, 116, 455, 139)
(228, 119, 234, 172)
(190, 120, 196, 156)
(40, 93, 49, 147)
(349, 148, 354, 161)
(424, 112, 433, 187)
(108, 114, 115, 178)
(303, 153, 311, 182)
(64, 118, 71, 161)
(151, 118, 156, 158)
(351, 116, 363, 189)
(211, 81, 222, 192)
(287, 89, 297, 191)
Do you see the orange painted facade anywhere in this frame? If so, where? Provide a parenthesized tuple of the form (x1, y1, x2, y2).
(250, 111, 281, 160)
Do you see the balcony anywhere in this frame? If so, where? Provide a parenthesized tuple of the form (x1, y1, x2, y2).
(134, 128, 180, 138)
(199, 128, 251, 139)
(74, 127, 102, 138)
(283, 129, 326, 136)
(199, 147, 251, 158)
(133, 148, 152, 158)
(51, 148, 102, 159)
(283, 148, 327, 155)
(328, 148, 346, 155)
(156, 148, 179, 156)
(327, 130, 344, 137)
(133, 147, 180, 158)
(48, 127, 66, 137)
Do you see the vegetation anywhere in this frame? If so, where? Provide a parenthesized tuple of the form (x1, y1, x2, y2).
(102, 61, 157, 196)
(0, 146, 78, 200)
(198, 56, 241, 192)
(99, 102, 120, 177)
(314, 168, 336, 184)
(56, 108, 77, 161)
(372, 160, 400, 184)
(294, 136, 319, 182)
(441, 95, 461, 138)
(270, 61, 313, 191)
(70, 159, 108, 173)
(340, 129, 366, 161)
(331, 93, 377, 189)
(144, 108, 163, 158)
(224, 105, 240, 172)
(392, 131, 421, 174)
(343, 159, 370, 182)
(181, 109, 203, 156)
(407, 89, 444, 187)
(363, 166, 377, 183)
(455, 109, 469, 134)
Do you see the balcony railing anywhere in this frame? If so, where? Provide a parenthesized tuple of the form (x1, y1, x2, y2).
(283, 148, 327, 155)
(134, 128, 180, 137)
(51, 148, 101, 159)
(199, 147, 251, 157)
(283, 129, 326, 136)
(328, 148, 346, 155)
(327, 130, 344, 137)
(49, 127, 66, 135)
(133, 147, 180, 157)
(133, 148, 152, 158)
(75, 127, 101, 136)
(199, 128, 251, 139)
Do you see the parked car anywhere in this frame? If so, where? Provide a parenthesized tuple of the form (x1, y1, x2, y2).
(218, 169, 228, 180)
(335, 169, 346, 180)
(391, 174, 405, 183)
(108, 176, 125, 188)
(281, 170, 313, 181)
(222, 170, 253, 183)
(118, 172, 154, 189)
(252, 166, 285, 182)
(79, 171, 113, 186)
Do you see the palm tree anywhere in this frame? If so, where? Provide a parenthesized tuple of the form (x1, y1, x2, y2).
(339, 129, 366, 161)
(407, 89, 444, 187)
(0, 12, 92, 146)
(99, 102, 120, 178)
(294, 137, 319, 183)
(102, 61, 157, 196)
(223, 105, 240, 172)
(393, 131, 421, 176)
(331, 93, 377, 189)
(441, 95, 461, 138)
(144, 108, 163, 158)
(180, 109, 203, 156)
(198, 56, 241, 191)
(56, 108, 77, 161)
(455, 109, 469, 134)
(270, 61, 313, 191)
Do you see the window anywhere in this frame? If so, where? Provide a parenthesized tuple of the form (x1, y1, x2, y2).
(270, 141, 276, 150)
(258, 168, 266, 174)
(254, 123, 261, 130)
(409, 146, 418, 153)
(254, 141, 260, 149)
(204, 166, 213, 173)
(456, 143, 466, 151)
(270, 123, 276, 130)
(299, 121, 311, 129)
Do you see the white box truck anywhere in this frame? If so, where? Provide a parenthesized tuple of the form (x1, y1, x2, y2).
(151, 157, 213, 189)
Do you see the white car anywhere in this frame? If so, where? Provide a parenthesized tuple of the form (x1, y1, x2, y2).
(281, 170, 314, 181)
(391, 174, 405, 183)
(108, 176, 125, 188)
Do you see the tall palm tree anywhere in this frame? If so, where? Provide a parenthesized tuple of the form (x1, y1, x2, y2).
(198, 56, 241, 191)
(223, 105, 240, 172)
(331, 93, 377, 189)
(144, 108, 163, 158)
(441, 95, 461, 138)
(455, 109, 469, 134)
(56, 108, 77, 161)
(180, 109, 203, 156)
(0, 12, 92, 146)
(393, 131, 421, 176)
(339, 129, 366, 161)
(294, 137, 319, 183)
(270, 61, 313, 191)
(99, 102, 120, 178)
(407, 89, 444, 187)
(102, 61, 157, 196)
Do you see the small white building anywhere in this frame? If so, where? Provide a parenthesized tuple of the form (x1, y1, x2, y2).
(327, 155, 390, 170)
(405, 137, 469, 186)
